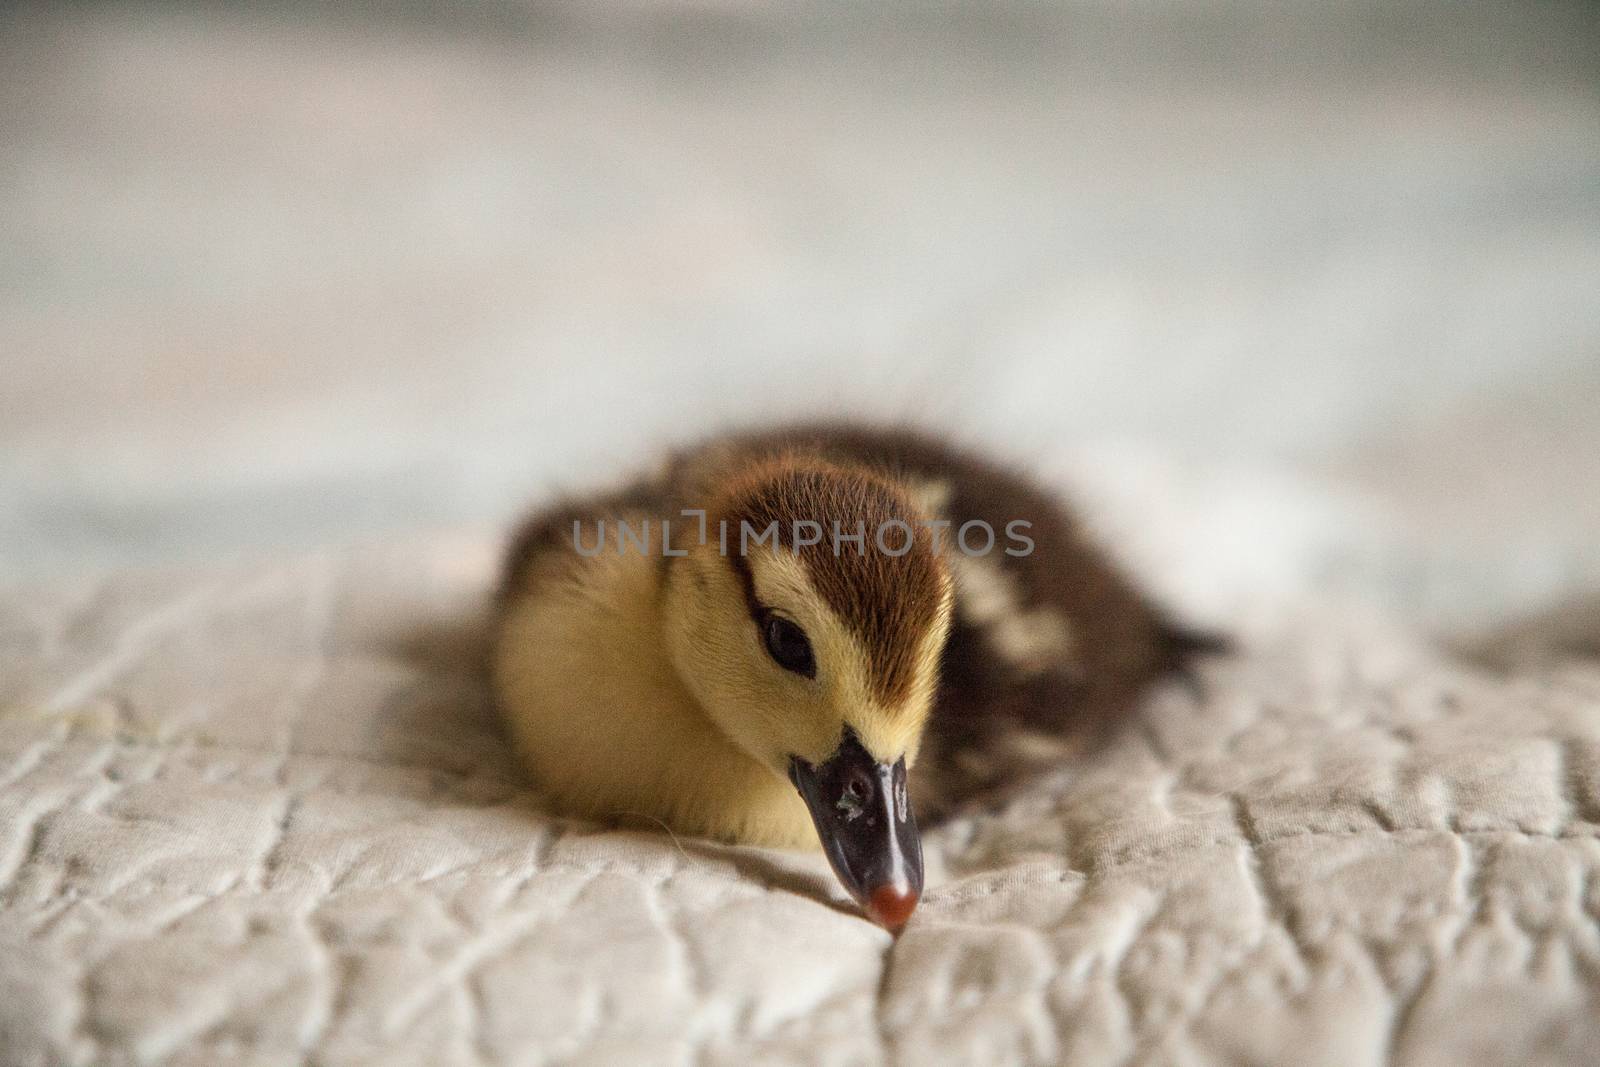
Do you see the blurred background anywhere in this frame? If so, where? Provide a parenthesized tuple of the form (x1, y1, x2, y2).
(3, 1, 1598, 635)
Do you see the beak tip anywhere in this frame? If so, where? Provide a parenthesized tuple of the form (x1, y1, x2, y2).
(866, 885, 919, 933)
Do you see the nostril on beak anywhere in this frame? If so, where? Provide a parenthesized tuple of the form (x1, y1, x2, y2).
(789, 734, 924, 932)
(866, 885, 919, 933)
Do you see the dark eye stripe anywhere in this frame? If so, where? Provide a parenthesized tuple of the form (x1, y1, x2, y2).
(762, 613, 816, 678)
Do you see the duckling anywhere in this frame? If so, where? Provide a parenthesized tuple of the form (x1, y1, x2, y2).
(491, 423, 1216, 931)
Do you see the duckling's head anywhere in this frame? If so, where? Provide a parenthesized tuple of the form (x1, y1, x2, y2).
(662, 456, 953, 930)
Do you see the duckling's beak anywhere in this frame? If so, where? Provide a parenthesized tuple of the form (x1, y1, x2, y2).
(788, 729, 923, 932)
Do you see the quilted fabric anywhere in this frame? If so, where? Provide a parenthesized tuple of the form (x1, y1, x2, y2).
(3, 522, 1598, 1067)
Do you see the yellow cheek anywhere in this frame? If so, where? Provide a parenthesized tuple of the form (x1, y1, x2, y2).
(666, 578, 834, 766)
(736, 678, 843, 767)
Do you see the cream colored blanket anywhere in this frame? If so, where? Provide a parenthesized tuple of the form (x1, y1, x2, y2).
(3, 511, 1597, 1067)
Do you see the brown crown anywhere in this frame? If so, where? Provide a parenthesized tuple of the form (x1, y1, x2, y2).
(714, 455, 948, 706)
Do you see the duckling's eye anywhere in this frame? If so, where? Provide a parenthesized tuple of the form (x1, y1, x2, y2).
(762, 614, 816, 678)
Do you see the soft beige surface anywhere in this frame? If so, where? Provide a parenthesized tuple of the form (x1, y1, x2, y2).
(3, 498, 1599, 1066)
(4, 3, 1600, 1064)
